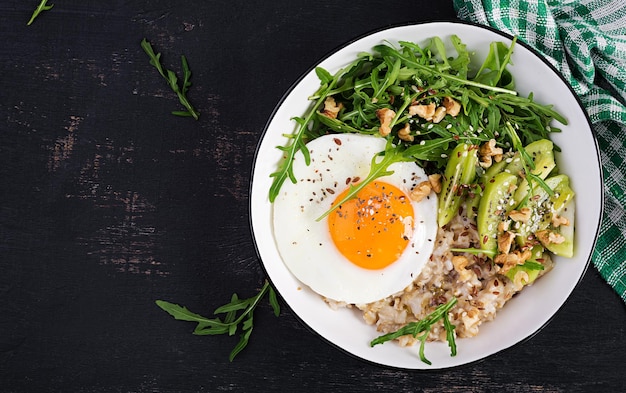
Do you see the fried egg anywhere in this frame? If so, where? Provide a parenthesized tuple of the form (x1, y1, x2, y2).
(272, 133, 438, 304)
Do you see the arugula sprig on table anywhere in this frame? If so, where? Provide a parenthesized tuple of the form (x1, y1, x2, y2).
(156, 281, 280, 361)
(27, 0, 53, 25)
(370, 297, 458, 365)
(141, 38, 200, 120)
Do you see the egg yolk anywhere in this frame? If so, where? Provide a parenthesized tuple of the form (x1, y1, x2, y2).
(328, 181, 414, 270)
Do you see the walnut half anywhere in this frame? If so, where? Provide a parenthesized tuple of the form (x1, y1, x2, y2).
(452, 255, 473, 282)
(376, 108, 396, 137)
(398, 123, 413, 142)
(509, 207, 532, 222)
(408, 103, 436, 120)
(442, 97, 461, 117)
(535, 229, 566, 246)
(428, 174, 442, 194)
(551, 214, 570, 228)
(478, 139, 504, 168)
(431, 106, 447, 124)
(410, 181, 432, 202)
(321, 96, 343, 119)
(498, 231, 516, 254)
(494, 249, 532, 274)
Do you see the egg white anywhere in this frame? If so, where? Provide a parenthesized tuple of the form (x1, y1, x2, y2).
(272, 133, 438, 304)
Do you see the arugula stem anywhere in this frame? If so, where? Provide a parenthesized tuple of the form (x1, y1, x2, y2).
(222, 281, 270, 327)
(388, 91, 418, 130)
(27, 0, 53, 25)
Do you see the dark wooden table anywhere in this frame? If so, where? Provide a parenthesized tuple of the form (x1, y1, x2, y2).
(2, 1, 625, 392)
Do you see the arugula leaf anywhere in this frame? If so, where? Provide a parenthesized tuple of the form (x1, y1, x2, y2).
(474, 39, 517, 89)
(373, 58, 401, 100)
(156, 280, 280, 361)
(315, 112, 373, 134)
(449, 35, 471, 78)
(27, 0, 53, 25)
(269, 65, 355, 202)
(370, 297, 458, 365)
(432, 36, 452, 69)
(403, 137, 456, 166)
(140, 38, 200, 120)
(315, 67, 334, 85)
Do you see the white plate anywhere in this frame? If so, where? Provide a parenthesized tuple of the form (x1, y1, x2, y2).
(250, 21, 603, 369)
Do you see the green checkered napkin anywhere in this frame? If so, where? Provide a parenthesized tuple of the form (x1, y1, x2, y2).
(454, 0, 626, 302)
